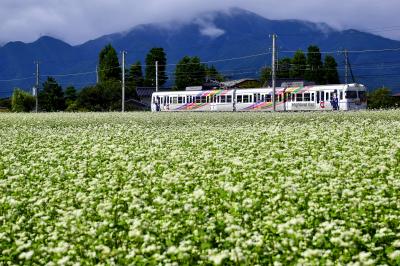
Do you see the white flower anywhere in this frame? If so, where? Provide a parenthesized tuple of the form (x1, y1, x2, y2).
(193, 188, 205, 200)
(209, 251, 229, 265)
(18, 250, 34, 260)
(389, 250, 400, 260)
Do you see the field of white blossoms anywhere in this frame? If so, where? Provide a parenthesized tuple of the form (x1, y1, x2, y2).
(1, 111, 400, 265)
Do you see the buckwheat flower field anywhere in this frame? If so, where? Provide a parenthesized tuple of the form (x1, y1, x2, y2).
(1, 111, 400, 265)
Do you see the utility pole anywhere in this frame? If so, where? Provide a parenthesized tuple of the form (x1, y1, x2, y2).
(121, 51, 126, 112)
(35, 61, 39, 113)
(271, 34, 277, 112)
(96, 65, 99, 84)
(344, 49, 349, 84)
(155, 61, 159, 92)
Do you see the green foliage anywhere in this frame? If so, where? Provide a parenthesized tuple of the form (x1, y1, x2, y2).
(128, 61, 144, 88)
(290, 50, 307, 79)
(77, 80, 121, 111)
(64, 86, 78, 112)
(206, 65, 224, 82)
(324, 55, 340, 84)
(98, 44, 121, 83)
(144, 48, 167, 87)
(305, 45, 325, 84)
(11, 88, 35, 112)
(277, 57, 292, 79)
(174, 56, 206, 90)
(259, 67, 271, 86)
(38, 77, 65, 112)
(367, 87, 396, 109)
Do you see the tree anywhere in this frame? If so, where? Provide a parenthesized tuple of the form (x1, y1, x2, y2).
(324, 55, 340, 84)
(11, 89, 35, 112)
(305, 45, 325, 84)
(367, 87, 395, 109)
(277, 57, 292, 79)
(144, 48, 167, 87)
(290, 50, 306, 79)
(206, 65, 224, 81)
(128, 61, 144, 87)
(98, 44, 121, 83)
(259, 67, 271, 87)
(64, 86, 78, 111)
(39, 77, 65, 111)
(77, 80, 122, 111)
(174, 56, 206, 91)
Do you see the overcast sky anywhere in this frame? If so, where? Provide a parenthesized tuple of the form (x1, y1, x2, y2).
(1, 0, 400, 45)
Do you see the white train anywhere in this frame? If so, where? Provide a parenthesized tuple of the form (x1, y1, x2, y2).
(151, 83, 367, 112)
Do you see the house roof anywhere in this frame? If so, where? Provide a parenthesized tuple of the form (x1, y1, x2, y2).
(220, 79, 257, 88)
(136, 87, 170, 97)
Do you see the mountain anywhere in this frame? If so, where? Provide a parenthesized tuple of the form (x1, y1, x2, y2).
(1, 8, 400, 97)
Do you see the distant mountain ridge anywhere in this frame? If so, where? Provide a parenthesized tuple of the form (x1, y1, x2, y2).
(1, 7, 400, 97)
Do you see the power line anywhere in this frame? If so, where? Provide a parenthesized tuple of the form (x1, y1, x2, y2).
(0, 76, 34, 82)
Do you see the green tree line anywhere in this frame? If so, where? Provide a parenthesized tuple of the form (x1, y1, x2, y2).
(260, 45, 340, 86)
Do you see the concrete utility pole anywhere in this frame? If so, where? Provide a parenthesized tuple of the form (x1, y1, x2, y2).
(121, 51, 126, 112)
(96, 65, 99, 84)
(271, 34, 277, 112)
(35, 61, 39, 113)
(155, 61, 159, 92)
(344, 49, 349, 84)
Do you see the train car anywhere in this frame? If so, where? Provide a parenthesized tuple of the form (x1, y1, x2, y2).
(151, 89, 235, 112)
(151, 83, 367, 112)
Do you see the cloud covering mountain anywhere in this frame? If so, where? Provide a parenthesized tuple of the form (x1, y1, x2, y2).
(1, 0, 400, 45)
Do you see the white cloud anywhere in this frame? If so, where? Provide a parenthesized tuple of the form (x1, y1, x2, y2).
(195, 17, 225, 38)
(0, 0, 399, 44)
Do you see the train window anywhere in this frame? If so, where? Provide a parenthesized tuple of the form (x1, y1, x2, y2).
(266, 95, 272, 102)
(296, 93, 303, 102)
(311, 93, 315, 102)
(304, 93, 311, 101)
(227, 95, 232, 103)
(237, 95, 243, 103)
(178, 97, 183, 104)
(340, 91, 343, 100)
(326, 92, 329, 101)
(221, 95, 226, 103)
(345, 91, 358, 99)
(172, 97, 178, 104)
(201, 96, 207, 103)
(321, 91, 325, 101)
(195, 97, 201, 103)
(243, 95, 249, 103)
